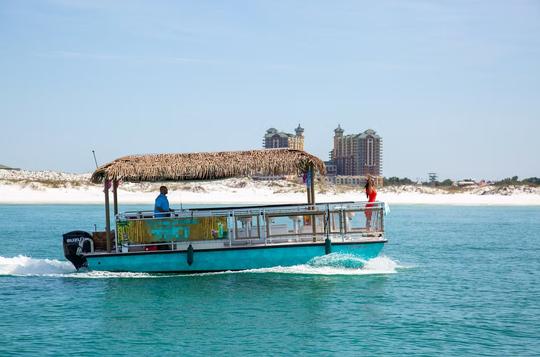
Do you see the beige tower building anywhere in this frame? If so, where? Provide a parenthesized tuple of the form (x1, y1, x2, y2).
(263, 124, 304, 150)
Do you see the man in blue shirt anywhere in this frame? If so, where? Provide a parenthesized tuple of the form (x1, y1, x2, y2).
(154, 186, 173, 217)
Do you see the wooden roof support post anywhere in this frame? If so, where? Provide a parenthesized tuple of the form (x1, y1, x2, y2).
(310, 164, 316, 206)
(113, 180, 119, 216)
(306, 163, 315, 205)
(305, 164, 313, 205)
(104, 178, 112, 253)
(306, 180, 311, 205)
(309, 163, 317, 242)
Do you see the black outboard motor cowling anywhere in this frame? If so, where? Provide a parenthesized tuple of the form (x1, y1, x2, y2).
(63, 231, 93, 270)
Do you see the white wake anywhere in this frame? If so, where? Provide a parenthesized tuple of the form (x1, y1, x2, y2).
(0, 255, 75, 276)
(0, 253, 406, 278)
(237, 254, 403, 276)
(0, 255, 156, 278)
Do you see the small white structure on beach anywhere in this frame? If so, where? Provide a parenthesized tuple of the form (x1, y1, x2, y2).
(457, 179, 477, 187)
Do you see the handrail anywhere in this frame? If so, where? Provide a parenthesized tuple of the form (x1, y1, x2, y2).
(118, 201, 385, 220)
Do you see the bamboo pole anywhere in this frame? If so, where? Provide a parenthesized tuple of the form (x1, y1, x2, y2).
(104, 178, 111, 253)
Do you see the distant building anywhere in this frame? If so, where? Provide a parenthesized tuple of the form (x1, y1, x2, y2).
(331, 126, 382, 177)
(0, 164, 20, 171)
(324, 160, 337, 176)
(327, 125, 383, 186)
(263, 125, 304, 151)
(327, 175, 384, 187)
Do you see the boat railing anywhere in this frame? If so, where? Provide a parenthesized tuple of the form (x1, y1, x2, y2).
(113, 202, 385, 252)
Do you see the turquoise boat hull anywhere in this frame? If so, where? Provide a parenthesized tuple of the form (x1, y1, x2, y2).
(85, 241, 386, 273)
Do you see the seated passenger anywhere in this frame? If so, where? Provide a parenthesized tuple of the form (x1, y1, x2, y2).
(154, 186, 173, 218)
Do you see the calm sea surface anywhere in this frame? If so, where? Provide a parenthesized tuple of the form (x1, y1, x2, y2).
(0, 204, 539, 356)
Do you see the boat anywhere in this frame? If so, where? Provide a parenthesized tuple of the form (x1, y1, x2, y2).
(62, 149, 387, 273)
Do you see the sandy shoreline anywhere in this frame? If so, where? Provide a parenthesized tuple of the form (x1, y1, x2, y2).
(1, 183, 539, 206)
(1, 170, 539, 205)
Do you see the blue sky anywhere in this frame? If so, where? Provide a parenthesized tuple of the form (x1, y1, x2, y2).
(0, 0, 539, 180)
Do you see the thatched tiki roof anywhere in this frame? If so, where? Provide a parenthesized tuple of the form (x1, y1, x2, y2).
(90, 149, 326, 184)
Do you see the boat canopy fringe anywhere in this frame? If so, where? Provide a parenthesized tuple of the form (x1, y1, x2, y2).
(90, 149, 326, 183)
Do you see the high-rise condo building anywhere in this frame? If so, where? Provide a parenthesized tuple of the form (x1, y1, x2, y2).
(329, 125, 383, 184)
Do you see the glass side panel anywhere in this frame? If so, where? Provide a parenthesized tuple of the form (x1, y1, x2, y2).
(266, 214, 324, 236)
(328, 212, 342, 233)
(344, 209, 382, 232)
(235, 215, 260, 239)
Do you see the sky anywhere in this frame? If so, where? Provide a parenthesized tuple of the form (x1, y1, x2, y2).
(0, 0, 539, 180)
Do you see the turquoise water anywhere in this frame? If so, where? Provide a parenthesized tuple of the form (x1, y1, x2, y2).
(0, 205, 539, 356)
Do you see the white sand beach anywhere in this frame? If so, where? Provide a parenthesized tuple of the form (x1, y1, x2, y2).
(1, 170, 539, 205)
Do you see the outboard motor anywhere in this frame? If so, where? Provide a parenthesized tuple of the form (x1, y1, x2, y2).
(63, 231, 93, 270)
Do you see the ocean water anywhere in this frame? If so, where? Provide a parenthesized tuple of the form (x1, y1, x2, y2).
(0, 204, 539, 356)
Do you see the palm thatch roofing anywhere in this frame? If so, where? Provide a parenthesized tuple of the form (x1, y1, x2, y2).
(90, 149, 326, 184)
